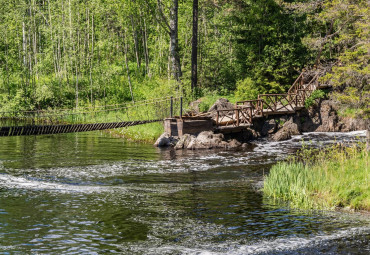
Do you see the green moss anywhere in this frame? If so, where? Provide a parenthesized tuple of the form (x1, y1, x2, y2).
(264, 143, 370, 211)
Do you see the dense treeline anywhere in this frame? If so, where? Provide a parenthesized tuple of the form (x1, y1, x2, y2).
(0, 0, 368, 114)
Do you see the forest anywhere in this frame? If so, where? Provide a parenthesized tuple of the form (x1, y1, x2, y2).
(0, 0, 368, 114)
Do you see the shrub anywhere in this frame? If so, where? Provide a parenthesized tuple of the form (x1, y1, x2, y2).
(304, 89, 326, 108)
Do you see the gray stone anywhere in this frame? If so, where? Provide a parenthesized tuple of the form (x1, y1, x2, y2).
(272, 117, 301, 141)
(174, 134, 194, 150)
(208, 98, 235, 118)
(154, 132, 178, 147)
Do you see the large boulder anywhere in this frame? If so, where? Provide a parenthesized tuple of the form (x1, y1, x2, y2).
(208, 98, 235, 118)
(186, 131, 242, 150)
(187, 131, 224, 149)
(272, 117, 301, 141)
(154, 133, 178, 147)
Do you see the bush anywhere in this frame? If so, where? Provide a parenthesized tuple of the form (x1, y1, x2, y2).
(235, 77, 260, 101)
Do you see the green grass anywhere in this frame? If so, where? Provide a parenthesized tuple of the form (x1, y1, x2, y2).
(108, 122, 164, 143)
(264, 143, 369, 211)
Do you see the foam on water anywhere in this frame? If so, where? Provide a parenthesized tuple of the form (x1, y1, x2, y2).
(144, 226, 370, 254)
(0, 173, 112, 193)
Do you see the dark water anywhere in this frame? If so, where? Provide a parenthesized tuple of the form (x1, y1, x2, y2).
(0, 131, 368, 254)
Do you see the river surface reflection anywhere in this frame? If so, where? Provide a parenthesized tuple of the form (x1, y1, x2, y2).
(0, 131, 368, 254)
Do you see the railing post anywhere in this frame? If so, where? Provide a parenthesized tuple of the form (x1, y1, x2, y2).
(249, 107, 252, 124)
(295, 94, 298, 107)
(235, 109, 239, 126)
(170, 96, 173, 118)
(180, 97, 183, 119)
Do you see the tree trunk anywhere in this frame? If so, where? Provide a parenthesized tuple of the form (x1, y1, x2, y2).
(191, 0, 198, 93)
(123, 32, 135, 103)
(169, 0, 181, 81)
(130, 16, 141, 69)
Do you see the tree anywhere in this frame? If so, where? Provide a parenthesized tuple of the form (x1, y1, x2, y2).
(191, 0, 198, 92)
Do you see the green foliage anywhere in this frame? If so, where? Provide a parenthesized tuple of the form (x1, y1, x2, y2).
(0, 0, 368, 142)
(264, 143, 369, 210)
(235, 78, 260, 101)
(338, 107, 365, 119)
(303, 0, 369, 116)
(304, 89, 326, 108)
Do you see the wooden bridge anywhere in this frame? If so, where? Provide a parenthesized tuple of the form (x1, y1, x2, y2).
(210, 71, 330, 133)
(0, 68, 329, 137)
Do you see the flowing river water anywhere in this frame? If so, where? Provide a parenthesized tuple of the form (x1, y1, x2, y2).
(0, 130, 369, 254)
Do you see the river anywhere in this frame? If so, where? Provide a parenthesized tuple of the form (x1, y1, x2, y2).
(0, 131, 369, 254)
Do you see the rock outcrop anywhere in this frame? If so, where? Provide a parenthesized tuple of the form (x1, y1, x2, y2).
(272, 117, 301, 141)
(300, 100, 369, 132)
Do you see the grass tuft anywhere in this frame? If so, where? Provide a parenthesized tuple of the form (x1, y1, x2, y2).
(108, 122, 164, 143)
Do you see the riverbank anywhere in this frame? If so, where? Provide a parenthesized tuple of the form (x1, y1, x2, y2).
(263, 142, 369, 211)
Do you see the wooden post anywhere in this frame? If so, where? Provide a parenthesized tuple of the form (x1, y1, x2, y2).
(249, 107, 252, 124)
(170, 96, 173, 118)
(180, 96, 183, 119)
(235, 109, 239, 126)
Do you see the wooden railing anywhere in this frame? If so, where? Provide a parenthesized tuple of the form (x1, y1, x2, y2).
(287, 72, 304, 95)
(257, 93, 298, 113)
(215, 106, 254, 127)
(235, 99, 264, 117)
(213, 69, 324, 128)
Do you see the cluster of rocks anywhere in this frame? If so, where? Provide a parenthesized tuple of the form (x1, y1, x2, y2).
(154, 131, 246, 149)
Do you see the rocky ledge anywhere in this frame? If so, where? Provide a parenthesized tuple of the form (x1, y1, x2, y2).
(155, 131, 249, 150)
